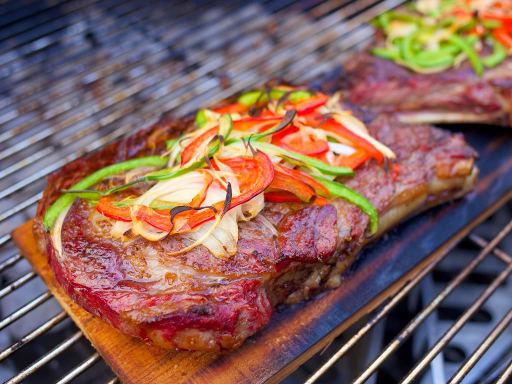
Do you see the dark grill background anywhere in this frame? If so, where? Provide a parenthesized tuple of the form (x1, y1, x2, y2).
(0, 1, 510, 383)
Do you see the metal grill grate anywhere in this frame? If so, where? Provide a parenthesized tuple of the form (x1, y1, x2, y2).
(0, 1, 510, 383)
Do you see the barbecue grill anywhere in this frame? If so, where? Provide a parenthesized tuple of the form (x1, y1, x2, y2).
(0, 0, 511, 383)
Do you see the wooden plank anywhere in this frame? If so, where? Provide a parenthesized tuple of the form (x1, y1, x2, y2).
(11, 126, 512, 384)
(11, 221, 219, 384)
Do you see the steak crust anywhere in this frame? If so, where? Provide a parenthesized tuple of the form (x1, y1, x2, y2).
(340, 50, 512, 126)
(34, 111, 477, 351)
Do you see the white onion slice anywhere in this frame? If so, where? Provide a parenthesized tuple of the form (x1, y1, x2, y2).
(256, 215, 278, 237)
(110, 220, 133, 239)
(328, 142, 356, 156)
(331, 112, 396, 159)
(50, 206, 71, 261)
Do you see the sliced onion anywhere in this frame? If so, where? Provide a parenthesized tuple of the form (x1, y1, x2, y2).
(240, 192, 264, 221)
(180, 165, 243, 258)
(110, 220, 133, 239)
(328, 142, 357, 156)
(331, 112, 396, 159)
(50, 206, 71, 261)
(124, 166, 157, 183)
(131, 218, 168, 241)
(256, 214, 278, 237)
(135, 171, 207, 207)
(130, 171, 209, 241)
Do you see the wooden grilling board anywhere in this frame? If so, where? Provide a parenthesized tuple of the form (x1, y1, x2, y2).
(11, 127, 512, 384)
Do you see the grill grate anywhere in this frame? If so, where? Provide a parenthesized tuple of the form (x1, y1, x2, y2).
(0, 1, 511, 383)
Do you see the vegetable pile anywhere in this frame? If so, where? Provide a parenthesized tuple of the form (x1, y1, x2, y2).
(372, 0, 512, 75)
(44, 86, 398, 258)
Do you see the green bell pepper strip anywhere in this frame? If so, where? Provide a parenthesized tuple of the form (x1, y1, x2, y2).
(446, 34, 484, 76)
(381, 11, 422, 25)
(166, 138, 178, 150)
(400, 34, 417, 63)
(60, 114, 233, 200)
(482, 19, 503, 30)
(414, 50, 455, 68)
(377, 12, 391, 30)
(482, 38, 507, 68)
(238, 88, 312, 106)
(439, 43, 461, 55)
(195, 109, 208, 129)
(43, 156, 168, 230)
(371, 47, 401, 60)
(251, 141, 354, 177)
(314, 176, 379, 235)
(113, 198, 179, 210)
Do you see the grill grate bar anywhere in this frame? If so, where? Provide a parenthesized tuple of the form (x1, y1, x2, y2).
(0, 147, 53, 180)
(448, 309, 512, 384)
(0, 4, 281, 161)
(497, 360, 512, 384)
(0, 192, 41, 223)
(469, 233, 512, 263)
(401, 262, 512, 384)
(106, 377, 119, 384)
(0, 253, 22, 273)
(0, 291, 52, 331)
(305, 224, 452, 384)
(0, 0, 209, 101)
(0, 0, 264, 121)
(0, 0, 73, 29)
(0, 0, 396, 205)
(0, 0, 386, 174)
(0, 0, 120, 55)
(305, 201, 511, 384)
(0, 270, 36, 299)
(55, 352, 101, 384)
(5, 331, 83, 384)
(351, 219, 512, 384)
(0, 311, 68, 362)
(0, 0, 292, 157)
(0, 0, 100, 43)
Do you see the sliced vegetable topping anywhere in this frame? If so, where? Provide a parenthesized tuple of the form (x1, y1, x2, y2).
(43, 156, 168, 230)
(47, 86, 396, 257)
(371, 0, 512, 75)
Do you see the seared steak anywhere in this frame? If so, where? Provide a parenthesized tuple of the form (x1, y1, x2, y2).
(33, 112, 477, 351)
(340, 50, 512, 126)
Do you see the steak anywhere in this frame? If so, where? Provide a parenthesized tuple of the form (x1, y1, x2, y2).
(33, 112, 477, 351)
(340, 48, 512, 127)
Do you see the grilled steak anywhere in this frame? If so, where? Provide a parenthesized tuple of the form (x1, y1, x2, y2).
(33, 108, 477, 351)
(340, 50, 512, 126)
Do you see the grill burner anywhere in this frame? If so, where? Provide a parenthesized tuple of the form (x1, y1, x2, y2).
(0, 1, 511, 383)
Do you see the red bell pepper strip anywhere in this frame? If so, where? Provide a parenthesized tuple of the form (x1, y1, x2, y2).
(305, 113, 384, 164)
(274, 165, 330, 196)
(96, 172, 213, 230)
(232, 116, 282, 132)
(271, 124, 300, 142)
(135, 207, 172, 230)
(172, 151, 274, 233)
(181, 127, 218, 166)
(264, 191, 303, 203)
(288, 93, 329, 115)
(332, 148, 370, 170)
(275, 129, 330, 156)
(213, 102, 248, 114)
(96, 197, 131, 222)
(493, 27, 512, 48)
(267, 167, 316, 203)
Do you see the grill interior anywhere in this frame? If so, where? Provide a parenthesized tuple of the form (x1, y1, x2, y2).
(0, 1, 511, 383)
